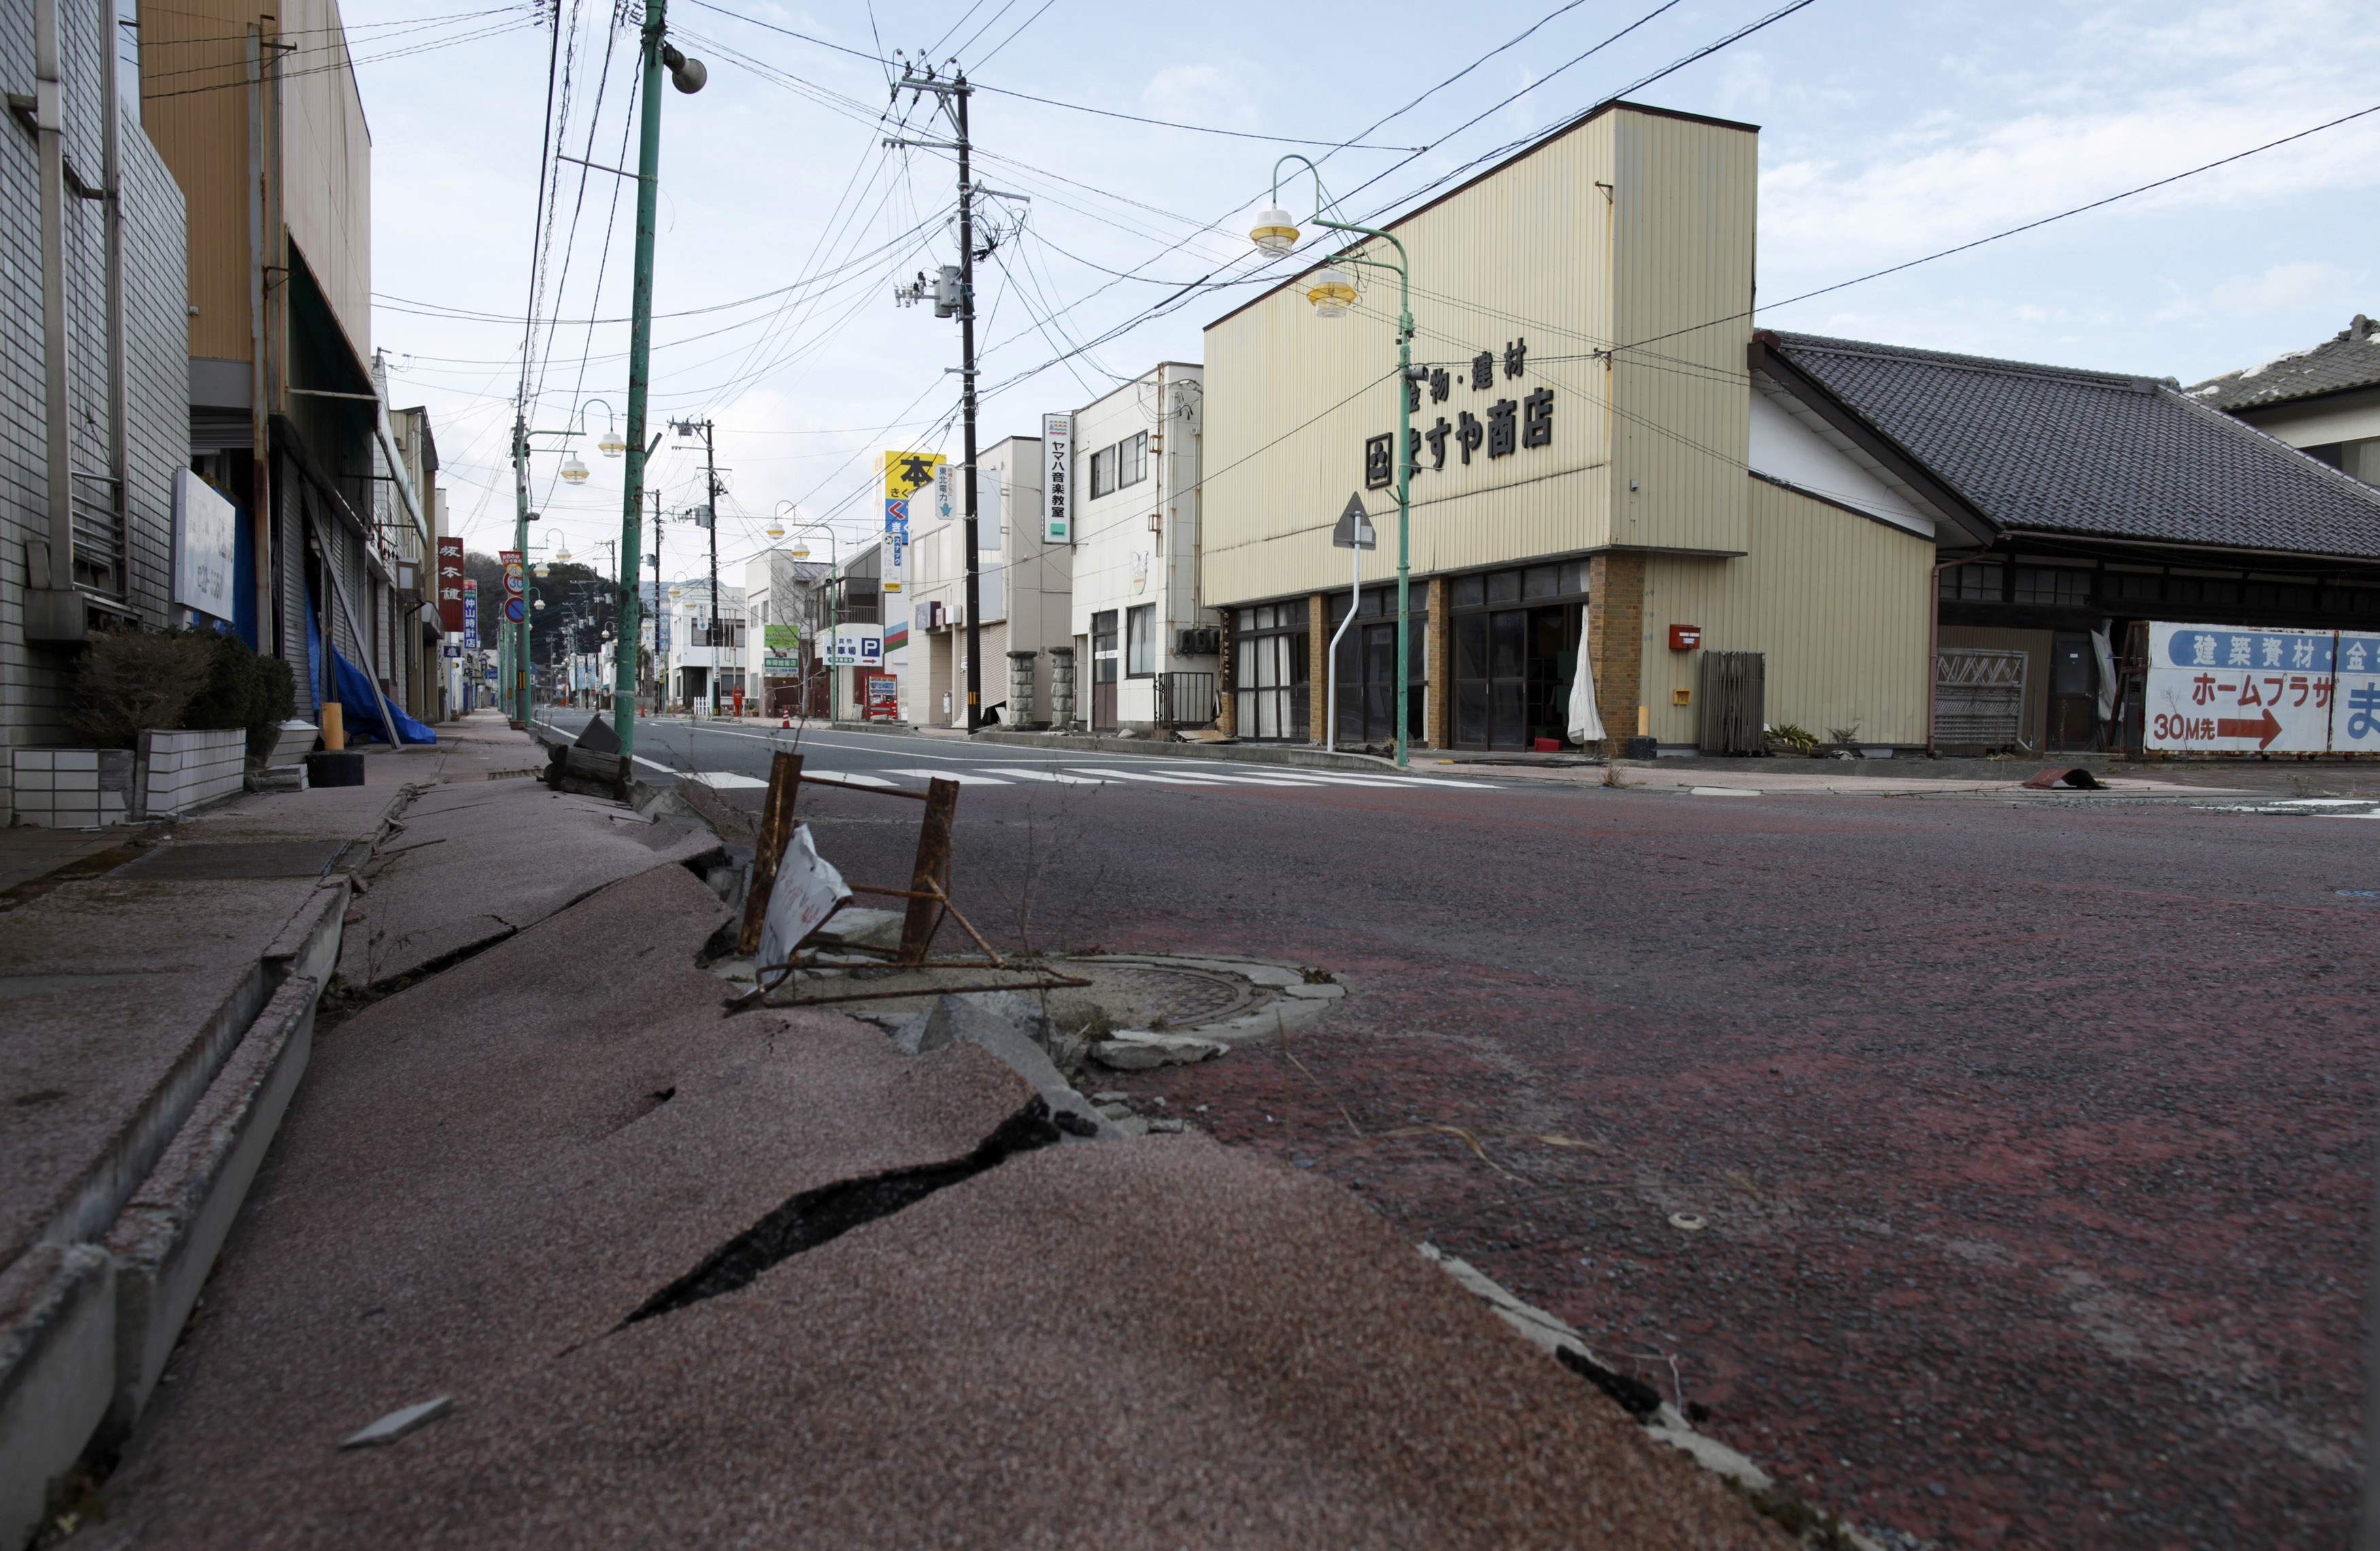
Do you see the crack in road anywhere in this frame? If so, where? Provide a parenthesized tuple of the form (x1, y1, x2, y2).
(619, 1098, 1066, 1328)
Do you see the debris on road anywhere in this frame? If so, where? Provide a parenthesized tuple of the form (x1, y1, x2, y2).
(1092, 1030, 1230, 1070)
(339, 1396, 454, 1450)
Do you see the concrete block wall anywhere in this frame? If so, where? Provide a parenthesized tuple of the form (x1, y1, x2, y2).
(10, 747, 135, 828)
(1, 5, 192, 825)
(142, 728, 244, 815)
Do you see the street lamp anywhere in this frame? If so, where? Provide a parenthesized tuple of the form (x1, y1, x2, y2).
(1252, 155, 1421, 769)
(584, 398, 625, 459)
(558, 450, 590, 485)
(767, 498, 796, 543)
(782, 519, 840, 715)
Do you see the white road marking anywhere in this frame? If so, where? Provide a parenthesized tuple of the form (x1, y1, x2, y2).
(802, 769, 897, 787)
(684, 771, 768, 789)
(885, 768, 1013, 785)
(1067, 766, 1232, 785)
(978, 767, 1110, 785)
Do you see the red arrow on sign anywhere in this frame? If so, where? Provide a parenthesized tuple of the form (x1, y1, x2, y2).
(2216, 709, 2283, 749)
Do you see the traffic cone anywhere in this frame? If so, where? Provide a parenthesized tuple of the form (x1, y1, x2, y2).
(780, 714, 792, 728)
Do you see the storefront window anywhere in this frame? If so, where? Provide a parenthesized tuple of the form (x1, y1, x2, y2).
(1126, 604, 1155, 677)
(1449, 562, 1589, 749)
(1232, 603, 1308, 740)
(1327, 586, 1427, 746)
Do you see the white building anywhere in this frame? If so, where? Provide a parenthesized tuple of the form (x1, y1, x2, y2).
(661, 577, 745, 714)
(1068, 364, 1219, 731)
(908, 434, 1075, 727)
(744, 549, 829, 716)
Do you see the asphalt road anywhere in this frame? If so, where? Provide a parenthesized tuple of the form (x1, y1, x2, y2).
(545, 707, 2380, 1548)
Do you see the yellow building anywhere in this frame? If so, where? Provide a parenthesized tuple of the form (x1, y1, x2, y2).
(1201, 99, 1934, 753)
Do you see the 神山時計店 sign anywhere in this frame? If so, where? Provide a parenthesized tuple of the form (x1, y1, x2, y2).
(2144, 622, 2380, 754)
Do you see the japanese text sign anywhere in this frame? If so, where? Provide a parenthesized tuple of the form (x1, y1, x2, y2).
(436, 536, 467, 632)
(1042, 413, 1072, 543)
(2145, 623, 2380, 754)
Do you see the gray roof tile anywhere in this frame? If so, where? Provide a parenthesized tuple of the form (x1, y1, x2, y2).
(2185, 314, 2380, 411)
(1764, 331, 2380, 561)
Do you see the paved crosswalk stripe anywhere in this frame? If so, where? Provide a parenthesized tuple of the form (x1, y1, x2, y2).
(687, 771, 767, 789)
(978, 767, 1110, 785)
(1066, 766, 1233, 785)
(885, 768, 1013, 785)
(1155, 771, 1333, 788)
(802, 769, 895, 787)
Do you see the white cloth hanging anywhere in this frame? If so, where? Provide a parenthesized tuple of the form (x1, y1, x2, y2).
(1567, 603, 1605, 745)
(2090, 623, 2116, 723)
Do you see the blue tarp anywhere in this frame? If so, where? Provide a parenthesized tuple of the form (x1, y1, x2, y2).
(307, 583, 437, 745)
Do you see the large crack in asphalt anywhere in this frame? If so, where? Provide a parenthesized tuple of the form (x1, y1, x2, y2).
(617, 1097, 1065, 1329)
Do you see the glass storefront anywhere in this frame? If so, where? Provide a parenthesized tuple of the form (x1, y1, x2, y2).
(1450, 560, 1592, 749)
(1231, 602, 1308, 740)
(1325, 585, 1428, 747)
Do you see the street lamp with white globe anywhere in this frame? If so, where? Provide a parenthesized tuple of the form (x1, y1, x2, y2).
(1251, 156, 1423, 768)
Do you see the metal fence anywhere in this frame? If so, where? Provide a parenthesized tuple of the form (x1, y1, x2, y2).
(1154, 670, 1218, 728)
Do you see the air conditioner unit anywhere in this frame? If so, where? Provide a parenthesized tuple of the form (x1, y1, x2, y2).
(1175, 626, 1220, 656)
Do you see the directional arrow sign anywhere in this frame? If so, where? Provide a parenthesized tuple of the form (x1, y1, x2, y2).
(1330, 492, 1377, 551)
(2215, 709, 2283, 749)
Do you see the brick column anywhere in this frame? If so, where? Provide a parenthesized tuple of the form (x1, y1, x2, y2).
(1425, 576, 1450, 749)
(1586, 552, 1646, 741)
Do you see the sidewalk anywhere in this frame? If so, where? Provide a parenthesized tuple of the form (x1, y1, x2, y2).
(0, 713, 551, 1546)
(21, 713, 1839, 1549)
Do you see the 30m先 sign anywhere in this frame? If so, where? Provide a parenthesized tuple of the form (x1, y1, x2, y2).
(171, 470, 237, 622)
(1042, 413, 1072, 543)
(2145, 622, 2380, 754)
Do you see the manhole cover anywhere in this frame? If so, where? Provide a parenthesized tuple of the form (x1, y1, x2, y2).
(1042, 961, 1261, 1032)
(115, 841, 345, 881)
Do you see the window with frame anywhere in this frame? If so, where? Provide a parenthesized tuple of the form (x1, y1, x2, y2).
(1126, 604, 1156, 677)
(1090, 446, 1114, 499)
(1118, 431, 1149, 489)
(2012, 566, 2092, 607)
(1231, 603, 1310, 741)
(1939, 562, 2005, 602)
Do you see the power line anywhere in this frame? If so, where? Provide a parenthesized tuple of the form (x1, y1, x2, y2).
(138, 15, 537, 99)
(676, 0, 1424, 148)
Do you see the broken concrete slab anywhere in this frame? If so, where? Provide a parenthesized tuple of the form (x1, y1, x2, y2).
(85, 1139, 1792, 1549)
(339, 780, 719, 988)
(812, 906, 905, 953)
(1090, 1031, 1229, 1071)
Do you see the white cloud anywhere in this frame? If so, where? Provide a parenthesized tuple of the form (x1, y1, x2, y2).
(2154, 260, 2356, 322)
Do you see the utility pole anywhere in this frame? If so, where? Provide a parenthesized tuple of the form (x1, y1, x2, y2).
(610, 1, 704, 756)
(647, 488, 662, 706)
(889, 60, 992, 730)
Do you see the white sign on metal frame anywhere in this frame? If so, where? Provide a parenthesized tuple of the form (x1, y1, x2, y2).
(827, 626, 884, 667)
(2144, 621, 2380, 754)
(172, 469, 238, 621)
(1042, 412, 1072, 544)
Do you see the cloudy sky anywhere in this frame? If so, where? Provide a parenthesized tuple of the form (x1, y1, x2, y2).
(343, 0, 2380, 577)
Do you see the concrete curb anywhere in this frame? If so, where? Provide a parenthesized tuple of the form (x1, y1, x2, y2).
(0, 1246, 114, 1547)
(102, 974, 319, 1441)
(0, 836, 352, 1544)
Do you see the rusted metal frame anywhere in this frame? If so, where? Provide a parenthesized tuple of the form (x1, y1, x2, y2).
(724, 961, 1089, 1015)
(736, 750, 803, 956)
(802, 774, 928, 800)
(924, 879, 1005, 968)
(896, 778, 959, 965)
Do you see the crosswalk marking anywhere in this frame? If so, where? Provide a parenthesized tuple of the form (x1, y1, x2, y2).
(1066, 766, 1234, 786)
(979, 766, 1110, 785)
(885, 768, 1014, 785)
(685, 771, 768, 789)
